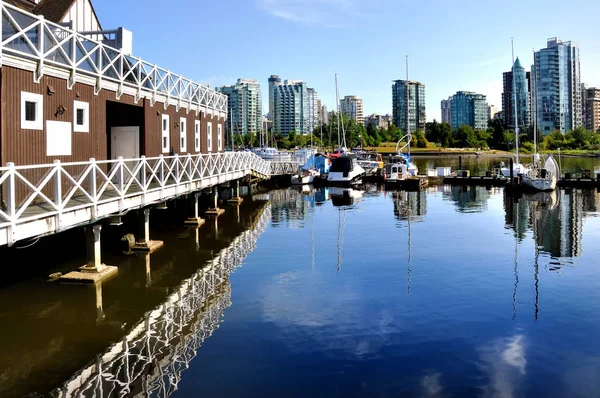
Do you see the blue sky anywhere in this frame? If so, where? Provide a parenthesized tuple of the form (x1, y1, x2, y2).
(94, 0, 600, 122)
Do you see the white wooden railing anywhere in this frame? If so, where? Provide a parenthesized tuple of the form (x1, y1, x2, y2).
(51, 202, 271, 397)
(0, 152, 284, 247)
(0, 1, 227, 116)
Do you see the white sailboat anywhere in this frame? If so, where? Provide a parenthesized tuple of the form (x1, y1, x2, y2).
(500, 39, 530, 178)
(386, 57, 419, 185)
(521, 53, 558, 191)
(291, 113, 321, 185)
(327, 73, 365, 186)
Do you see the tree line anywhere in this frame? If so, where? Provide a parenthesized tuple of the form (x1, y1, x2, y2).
(231, 113, 600, 152)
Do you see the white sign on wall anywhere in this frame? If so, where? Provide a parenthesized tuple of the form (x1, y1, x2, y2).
(46, 121, 72, 156)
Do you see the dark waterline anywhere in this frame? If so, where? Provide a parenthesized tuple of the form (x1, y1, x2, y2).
(2, 157, 600, 397)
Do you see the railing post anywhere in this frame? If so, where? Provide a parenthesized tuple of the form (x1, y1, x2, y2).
(117, 156, 124, 212)
(159, 155, 165, 200)
(187, 153, 192, 187)
(6, 163, 15, 247)
(53, 160, 62, 232)
(88, 158, 97, 220)
(140, 155, 147, 206)
(174, 154, 180, 195)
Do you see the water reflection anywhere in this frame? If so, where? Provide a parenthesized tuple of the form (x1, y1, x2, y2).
(50, 204, 272, 397)
(478, 334, 527, 398)
(444, 185, 503, 213)
(504, 189, 594, 259)
(393, 190, 427, 222)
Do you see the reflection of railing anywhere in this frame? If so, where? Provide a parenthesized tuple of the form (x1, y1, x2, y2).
(0, 1, 227, 116)
(0, 152, 272, 247)
(270, 161, 301, 175)
(51, 203, 272, 398)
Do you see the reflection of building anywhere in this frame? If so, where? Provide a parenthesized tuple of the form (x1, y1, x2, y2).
(393, 190, 426, 221)
(506, 190, 584, 258)
(444, 186, 499, 213)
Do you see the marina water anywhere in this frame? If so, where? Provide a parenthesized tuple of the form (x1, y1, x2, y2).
(2, 157, 600, 397)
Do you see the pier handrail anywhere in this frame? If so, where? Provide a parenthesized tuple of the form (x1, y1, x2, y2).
(0, 152, 285, 246)
(0, 1, 227, 116)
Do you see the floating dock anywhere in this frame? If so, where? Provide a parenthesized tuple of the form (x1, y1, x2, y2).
(443, 176, 514, 187)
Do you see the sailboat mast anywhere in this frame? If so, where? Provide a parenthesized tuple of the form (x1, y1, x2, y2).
(512, 38, 520, 165)
(406, 55, 411, 159)
(230, 105, 234, 150)
(335, 73, 340, 149)
(532, 48, 537, 155)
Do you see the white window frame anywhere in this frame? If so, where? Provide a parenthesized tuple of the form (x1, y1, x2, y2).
(217, 124, 223, 151)
(73, 100, 89, 133)
(207, 122, 212, 152)
(161, 114, 170, 153)
(180, 117, 187, 152)
(194, 120, 201, 152)
(21, 91, 43, 130)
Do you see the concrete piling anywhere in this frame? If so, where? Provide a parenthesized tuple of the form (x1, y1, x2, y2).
(60, 225, 118, 284)
(131, 208, 164, 253)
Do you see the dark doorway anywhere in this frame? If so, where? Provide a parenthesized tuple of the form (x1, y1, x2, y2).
(106, 101, 145, 160)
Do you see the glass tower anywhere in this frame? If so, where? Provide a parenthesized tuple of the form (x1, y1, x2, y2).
(451, 91, 487, 130)
(392, 80, 426, 133)
(533, 38, 581, 135)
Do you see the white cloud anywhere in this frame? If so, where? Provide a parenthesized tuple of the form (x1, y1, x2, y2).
(257, 0, 361, 26)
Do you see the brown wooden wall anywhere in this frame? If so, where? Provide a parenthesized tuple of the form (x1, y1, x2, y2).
(0, 66, 141, 166)
(143, 99, 225, 157)
(0, 66, 225, 167)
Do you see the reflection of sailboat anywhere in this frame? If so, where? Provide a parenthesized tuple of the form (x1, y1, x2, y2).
(407, 192, 413, 294)
(329, 187, 363, 207)
(336, 206, 347, 272)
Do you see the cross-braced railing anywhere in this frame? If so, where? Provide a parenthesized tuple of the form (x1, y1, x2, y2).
(51, 203, 271, 398)
(0, 152, 274, 246)
(0, 1, 227, 116)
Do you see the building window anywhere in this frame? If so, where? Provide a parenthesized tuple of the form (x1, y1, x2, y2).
(207, 122, 212, 152)
(73, 100, 89, 132)
(194, 120, 201, 152)
(161, 114, 170, 153)
(217, 124, 223, 151)
(180, 117, 187, 152)
(21, 92, 43, 130)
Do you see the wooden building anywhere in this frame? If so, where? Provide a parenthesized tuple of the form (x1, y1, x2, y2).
(0, 0, 227, 168)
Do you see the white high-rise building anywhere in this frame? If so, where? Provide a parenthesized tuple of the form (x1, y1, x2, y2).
(339, 95, 364, 125)
(218, 78, 262, 136)
(307, 88, 319, 134)
(441, 97, 452, 124)
(271, 78, 317, 135)
(533, 37, 582, 134)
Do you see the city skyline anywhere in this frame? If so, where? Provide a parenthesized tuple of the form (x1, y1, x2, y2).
(92, 0, 600, 123)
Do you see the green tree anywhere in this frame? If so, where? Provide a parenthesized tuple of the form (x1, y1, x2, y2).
(412, 130, 429, 148)
(388, 123, 401, 142)
(452, 125, 477, 147)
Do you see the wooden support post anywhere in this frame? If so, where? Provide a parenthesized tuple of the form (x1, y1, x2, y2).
(509, 158, 514, 187)
(184, 193, 205, 226)
(131, 208, 164, 252)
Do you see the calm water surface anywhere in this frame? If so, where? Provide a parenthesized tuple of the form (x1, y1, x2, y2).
(2, 157, 600, 397)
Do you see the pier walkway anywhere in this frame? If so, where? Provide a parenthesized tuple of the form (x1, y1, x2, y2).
(0, 153, 297, 247)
